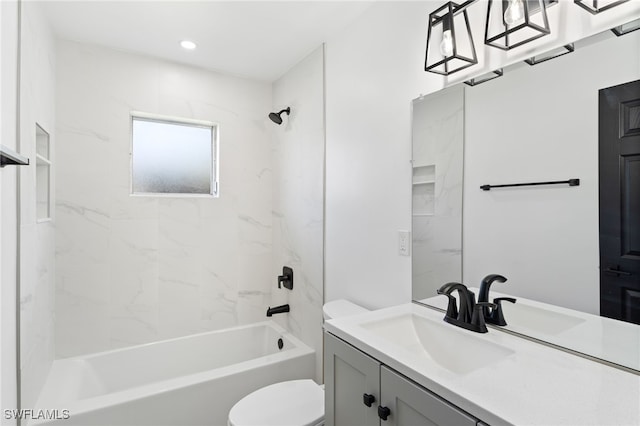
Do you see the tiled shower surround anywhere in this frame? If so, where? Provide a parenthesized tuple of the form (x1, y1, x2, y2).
(271, 47, 325, 381)
(54, 40, 325, 380)
(55, 40, 275, 357)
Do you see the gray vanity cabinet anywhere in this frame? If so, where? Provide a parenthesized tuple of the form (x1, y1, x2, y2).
(325, 332, 381, 425)
(379, 365, 476, 426)
(325, 332, 481, 426)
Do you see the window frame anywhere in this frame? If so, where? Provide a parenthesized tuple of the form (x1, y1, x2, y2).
(129, 111, 219, 198)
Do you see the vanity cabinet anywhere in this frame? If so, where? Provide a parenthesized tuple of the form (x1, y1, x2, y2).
(324, 332, 480, 426)
(325, 331, 380, 425)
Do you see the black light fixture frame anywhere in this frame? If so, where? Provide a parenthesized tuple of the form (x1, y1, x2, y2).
(524, 43, 574, 66)
(611, 18, 640, 36)
(424, 1, 478, 76)
(574, 0, 629, 14)
(464, 68, 504, 86)
(485, 0, 550, 51)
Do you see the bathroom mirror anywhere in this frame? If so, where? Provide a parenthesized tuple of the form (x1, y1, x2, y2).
(411, 86, 464, 301)
(412, 27, 640, 372)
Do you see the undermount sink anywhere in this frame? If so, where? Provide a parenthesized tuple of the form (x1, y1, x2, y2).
(360, 312, 515, 375)
(501, 302, 586, 335)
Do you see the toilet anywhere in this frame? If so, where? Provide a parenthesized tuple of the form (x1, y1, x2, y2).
(227, 299, 369, 426)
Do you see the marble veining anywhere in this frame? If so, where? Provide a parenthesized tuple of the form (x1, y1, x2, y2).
(55, 40, 273, 357)
(56, 200, 109, 226)
(58, 123, 111, 143)
(53, 39, 325, 388)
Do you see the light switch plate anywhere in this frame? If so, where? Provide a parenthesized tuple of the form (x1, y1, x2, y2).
(398, 230, 410, 256)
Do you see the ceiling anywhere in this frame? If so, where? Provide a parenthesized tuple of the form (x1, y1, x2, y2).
(38, 1, 375, 82)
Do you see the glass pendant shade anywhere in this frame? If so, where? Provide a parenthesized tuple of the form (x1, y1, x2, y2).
(425, 2, 477, 76)
(485, 0, 550, 51)
(574, 0, 629, 14)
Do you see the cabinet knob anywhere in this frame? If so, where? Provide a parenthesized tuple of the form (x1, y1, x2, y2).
(362, 393, 376, 407)
(378, 406, 391, 421)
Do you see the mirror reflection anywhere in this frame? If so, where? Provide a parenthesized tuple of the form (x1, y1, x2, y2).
(411, 86, 464, 301)
(412, 28, 640, 372)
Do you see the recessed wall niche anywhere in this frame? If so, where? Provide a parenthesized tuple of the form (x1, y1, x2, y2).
(35, 124, 51, 221)
(412, 165, 436, 216)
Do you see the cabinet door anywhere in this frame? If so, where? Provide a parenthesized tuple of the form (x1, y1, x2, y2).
(324, 332, 380, 426)
(380, 366, 476, 426)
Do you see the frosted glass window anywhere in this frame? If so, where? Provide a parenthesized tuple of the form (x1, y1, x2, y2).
(131, 115, 217, 196)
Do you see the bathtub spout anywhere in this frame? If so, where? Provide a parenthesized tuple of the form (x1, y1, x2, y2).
(266, 304, 290, 317)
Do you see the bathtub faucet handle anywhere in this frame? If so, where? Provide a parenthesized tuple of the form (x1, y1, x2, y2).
(277, 266, 294, 290)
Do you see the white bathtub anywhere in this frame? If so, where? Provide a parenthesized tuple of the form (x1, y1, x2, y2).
(31, 321, 315, 426)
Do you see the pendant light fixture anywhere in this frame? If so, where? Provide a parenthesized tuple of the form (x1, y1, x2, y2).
(485, 0, 550, 50)
(425, 1, 477, 76)
(574, 0, 629, 14)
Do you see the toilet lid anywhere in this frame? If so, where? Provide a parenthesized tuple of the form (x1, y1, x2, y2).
(228, 379, 324, 426)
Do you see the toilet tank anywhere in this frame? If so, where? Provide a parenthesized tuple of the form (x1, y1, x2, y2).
(322, 300, 368, 321)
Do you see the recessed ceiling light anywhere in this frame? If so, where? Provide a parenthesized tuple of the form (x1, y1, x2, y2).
(180, 40, 197, 50)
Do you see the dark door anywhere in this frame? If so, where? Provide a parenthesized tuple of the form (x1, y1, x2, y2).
(599, 79, 640, 325)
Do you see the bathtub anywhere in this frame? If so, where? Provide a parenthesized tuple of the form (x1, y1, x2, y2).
(31, 321, 315, 426)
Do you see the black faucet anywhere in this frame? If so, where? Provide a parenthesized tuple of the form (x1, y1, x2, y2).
(266, 304, 290, 317)
(478, 274, 516, 326)
(437, 282, 495, 333)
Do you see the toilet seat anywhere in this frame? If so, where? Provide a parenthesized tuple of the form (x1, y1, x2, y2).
(228, 379, 324, 426)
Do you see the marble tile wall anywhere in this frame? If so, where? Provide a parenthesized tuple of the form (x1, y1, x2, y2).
(18, 2, 56, 410)
(271, 46, 325, 382)
(55, 40, 273, 357)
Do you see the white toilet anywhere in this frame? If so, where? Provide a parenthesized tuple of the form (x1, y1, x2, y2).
(227, 299, 369, 426)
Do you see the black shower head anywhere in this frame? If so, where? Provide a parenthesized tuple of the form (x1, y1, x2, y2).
(268, 107, 291, 125)
(269, 112, 283, 125)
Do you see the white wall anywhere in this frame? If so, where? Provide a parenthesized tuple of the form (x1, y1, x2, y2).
(18, 1, 56, 410)
(325, 2, 432, 309)
(55, 40, 273, 357)
(1, 1, 19, 422)
(271, 46, 325, 382)
(464, 31, 640, 314)
(324, 0, 640, 310)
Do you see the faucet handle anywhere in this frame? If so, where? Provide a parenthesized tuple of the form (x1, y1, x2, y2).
(474, 301, 497, 310)
(277, 266, 294, 290)
(488, 297, 516, 326)
(471, 302, 496, 333)
(440, 294, 458, 320)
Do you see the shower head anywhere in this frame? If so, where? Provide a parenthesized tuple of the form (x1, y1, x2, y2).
(268, 107, 290, 125)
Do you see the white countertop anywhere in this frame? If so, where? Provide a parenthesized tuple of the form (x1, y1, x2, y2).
(325, 303, 640, 426)
(419, 288, 640, 373)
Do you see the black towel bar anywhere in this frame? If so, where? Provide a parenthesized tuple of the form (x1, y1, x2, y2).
(480, 178, 580, 191)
